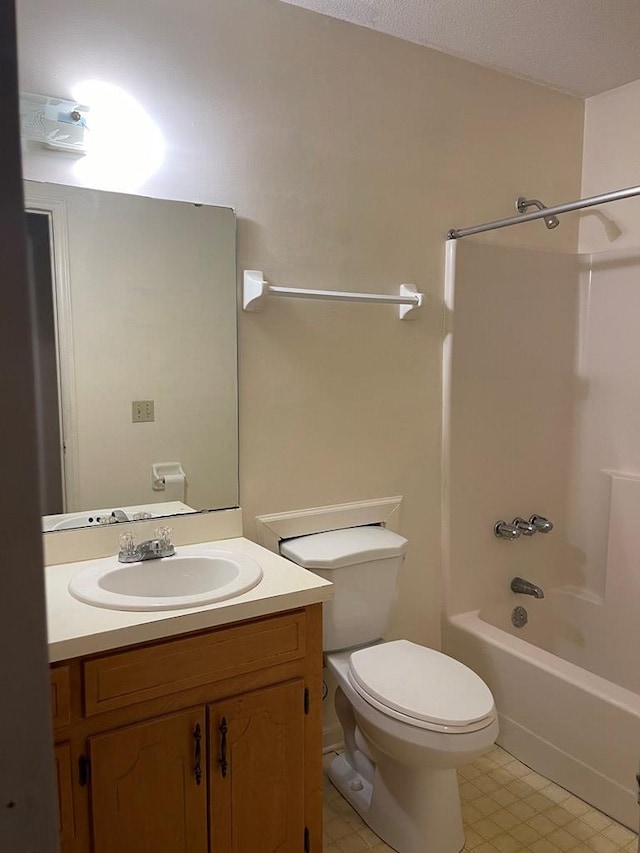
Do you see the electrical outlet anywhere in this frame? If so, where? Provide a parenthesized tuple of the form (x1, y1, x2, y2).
(132, 400, 154, 423)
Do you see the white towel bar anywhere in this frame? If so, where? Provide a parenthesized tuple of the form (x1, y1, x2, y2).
(243, 270, 423, 320)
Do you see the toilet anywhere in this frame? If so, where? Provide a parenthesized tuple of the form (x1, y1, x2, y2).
(280, 525, 498, 853)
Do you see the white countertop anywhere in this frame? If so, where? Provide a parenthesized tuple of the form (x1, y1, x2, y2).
(46, 537, 332, 662)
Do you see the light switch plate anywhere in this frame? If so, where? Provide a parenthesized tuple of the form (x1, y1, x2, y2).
(132, 400, 154, 423)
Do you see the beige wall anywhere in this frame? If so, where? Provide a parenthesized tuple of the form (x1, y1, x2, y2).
(580, 79, 640, 253)
(16, 0, 583, 648)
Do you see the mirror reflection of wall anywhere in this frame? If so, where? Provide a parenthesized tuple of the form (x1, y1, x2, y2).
(24, 181, 239, 531)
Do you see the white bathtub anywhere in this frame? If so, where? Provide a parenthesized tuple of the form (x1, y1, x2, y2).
(444, 609, 640, 829)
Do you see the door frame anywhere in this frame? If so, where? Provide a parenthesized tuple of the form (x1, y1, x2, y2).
(0, 1, 59, 848)
(24, 188, 80, 511)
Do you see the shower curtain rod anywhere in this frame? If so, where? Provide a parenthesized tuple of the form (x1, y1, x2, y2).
(447, 183, 640, 239)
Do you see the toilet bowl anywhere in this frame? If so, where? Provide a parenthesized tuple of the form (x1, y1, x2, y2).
(326, 644, 498, 853)
(279, 526, 498, 853)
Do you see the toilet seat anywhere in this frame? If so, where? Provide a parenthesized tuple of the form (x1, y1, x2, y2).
(348, 640, 496, 734)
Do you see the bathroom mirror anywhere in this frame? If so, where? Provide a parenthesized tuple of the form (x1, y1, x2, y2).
(25, 180, 238, 531)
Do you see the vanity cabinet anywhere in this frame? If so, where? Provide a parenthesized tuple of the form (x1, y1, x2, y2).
(50, 605, 323, 853)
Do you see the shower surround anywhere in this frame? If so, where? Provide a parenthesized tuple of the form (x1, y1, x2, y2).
(442, 239, 640, 828)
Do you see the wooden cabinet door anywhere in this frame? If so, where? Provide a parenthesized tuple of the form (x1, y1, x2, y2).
(209, 679, 306, 853)
(89, 708, 207, 853)
(54, 742, 75, 844)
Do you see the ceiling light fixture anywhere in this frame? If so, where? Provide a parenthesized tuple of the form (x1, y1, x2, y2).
(19, 92, 89, 154)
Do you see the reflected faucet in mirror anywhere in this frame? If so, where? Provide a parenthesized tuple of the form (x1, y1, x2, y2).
(41, 501, 194, 532)
(104, 509, 130, 523)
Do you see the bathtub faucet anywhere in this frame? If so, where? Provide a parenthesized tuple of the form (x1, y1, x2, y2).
(513, 517, 536, 536)
(529, 515, 554, 533)
(494, 521, 521, 540)
(510, 577, 544, 599)
(494, 515, 555, 540)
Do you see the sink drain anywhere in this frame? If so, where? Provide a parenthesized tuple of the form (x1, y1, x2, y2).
(512, 606, 528, 628)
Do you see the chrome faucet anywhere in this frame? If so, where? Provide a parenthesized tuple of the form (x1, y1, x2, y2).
(529, 515, 554, 533)
(98, 509, 130, 525)
(513, 517, 536, 536)
(494, 521, 520, 540)
(118, 527, 175, 563)
(495, 515, 555, 540)
(510, 577, 544, 599)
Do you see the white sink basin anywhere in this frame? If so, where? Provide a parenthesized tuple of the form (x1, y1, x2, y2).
(68, 550, 263, 611)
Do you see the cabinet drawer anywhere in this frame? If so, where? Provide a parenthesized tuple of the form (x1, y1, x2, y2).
(84, 611, 306, 716)
(50, 666, 71, 729)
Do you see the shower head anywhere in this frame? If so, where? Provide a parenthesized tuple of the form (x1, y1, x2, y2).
(516, 196, 560, 230)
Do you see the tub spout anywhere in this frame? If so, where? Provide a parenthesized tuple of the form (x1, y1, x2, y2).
(510, 577, 544, 599)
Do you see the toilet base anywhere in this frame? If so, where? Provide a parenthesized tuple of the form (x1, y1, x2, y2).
(328, 753, 373, 818)
(328, 752, 465, 853)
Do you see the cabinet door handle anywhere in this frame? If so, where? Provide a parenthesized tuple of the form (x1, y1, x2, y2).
(219, 716, 228, 778)
(193, 723, 202, 785)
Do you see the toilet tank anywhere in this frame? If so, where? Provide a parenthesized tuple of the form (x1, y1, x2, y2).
(280, 526, 408, 651)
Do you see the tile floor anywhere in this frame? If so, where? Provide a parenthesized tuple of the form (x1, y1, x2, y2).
(322, 746, 638, 853)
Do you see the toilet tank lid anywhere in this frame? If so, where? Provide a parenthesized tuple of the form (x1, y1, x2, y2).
(280, 526, 408, 569)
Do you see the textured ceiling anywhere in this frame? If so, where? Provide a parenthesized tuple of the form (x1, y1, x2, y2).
(279, 0, 640, 97)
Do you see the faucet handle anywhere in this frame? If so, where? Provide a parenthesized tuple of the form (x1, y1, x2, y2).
(494, 521, 520, 541)
(118, 532, 136, 559)
(155, 526, 173, 548)
(513, 516, 536, 536)
(529, 515, 554, 533)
